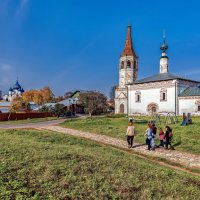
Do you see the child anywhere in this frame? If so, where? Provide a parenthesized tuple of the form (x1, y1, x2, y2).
(159, 128, 165, 147)
(145, 123, 153, 151)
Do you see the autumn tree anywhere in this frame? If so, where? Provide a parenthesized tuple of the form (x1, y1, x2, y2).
(22, 90, 35, 102)
(10, 96, 30, 113)
(22, 87, 54, 106)
(33, 91, 44, 105)
(41, 86, 54, 103)
(79, 91, 107, 117)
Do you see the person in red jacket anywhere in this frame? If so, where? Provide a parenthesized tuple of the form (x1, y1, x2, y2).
(159, 128, 165, 147)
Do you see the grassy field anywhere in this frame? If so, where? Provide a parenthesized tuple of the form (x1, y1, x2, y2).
(0, 117, 58, 125)
(0, 129, 200, 199)
(61, 115, 200, 154)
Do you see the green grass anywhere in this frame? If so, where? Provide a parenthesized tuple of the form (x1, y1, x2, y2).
(61, 116, 200, 154)
(0, 117, 58, 125)
(0, 129, 200, 199)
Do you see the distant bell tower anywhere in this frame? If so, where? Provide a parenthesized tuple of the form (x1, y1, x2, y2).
(115, 24, 138, 114)
(119, 24, 138, 87)
(160, 33, 169, 73)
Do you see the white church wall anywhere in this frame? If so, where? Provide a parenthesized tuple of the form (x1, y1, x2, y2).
(179, 97, 200, 115)
(128, 84, 176, 115)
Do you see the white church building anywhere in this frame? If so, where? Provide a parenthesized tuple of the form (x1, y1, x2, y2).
(3, 80, 24, 102)
(115, 25, 200, 115)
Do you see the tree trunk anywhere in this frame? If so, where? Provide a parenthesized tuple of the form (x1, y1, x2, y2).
(8, 112, 11, 121)
(89, 111, 93, 117)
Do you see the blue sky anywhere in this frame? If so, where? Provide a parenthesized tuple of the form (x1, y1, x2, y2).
(0, 0, 200, 96)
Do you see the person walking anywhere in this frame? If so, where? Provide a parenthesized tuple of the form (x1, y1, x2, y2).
(126, 122, 135, 148)
(159, 128, 165, 147)
(152, 123, 157, 137)
(164, 126, 173, 149)
(151, 123, 157, 150)
(145, 123, 153, 151)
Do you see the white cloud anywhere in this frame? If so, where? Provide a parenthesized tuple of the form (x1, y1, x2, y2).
(0, 64, 11, 71)
(175, 68, 200, 81)
(184, 69, 200, 76)
(15, 0, 29, 21)
(0, 0, 29, 22)
(0, 0, 10, 13)
(177, 68, 200, 76)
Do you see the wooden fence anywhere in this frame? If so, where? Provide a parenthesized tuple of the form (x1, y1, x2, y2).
(0, 112, 53, 121)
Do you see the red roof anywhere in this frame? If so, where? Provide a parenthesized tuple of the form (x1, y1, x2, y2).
(121, 25, 135, 57)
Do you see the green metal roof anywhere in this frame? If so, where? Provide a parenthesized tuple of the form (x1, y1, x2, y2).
(179, 86, 200, 97)
(134, 73, 200, 84)
(160, 56, 168, 59)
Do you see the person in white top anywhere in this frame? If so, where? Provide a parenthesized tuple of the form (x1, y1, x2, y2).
(126, 122, 135, 148)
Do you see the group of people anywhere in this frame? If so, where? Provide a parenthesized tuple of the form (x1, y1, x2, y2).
(126, 120, 174, 151)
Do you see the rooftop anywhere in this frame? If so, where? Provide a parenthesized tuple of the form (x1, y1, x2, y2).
(121, 25, 135, 57)
(179, 86, 200, 97)
(134, 73, 200, 84)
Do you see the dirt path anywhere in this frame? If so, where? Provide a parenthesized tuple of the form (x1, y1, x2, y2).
(39, 126, 200, 174)
(0, 119, 66, 129)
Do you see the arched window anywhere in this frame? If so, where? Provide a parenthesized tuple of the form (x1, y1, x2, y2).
(127, 60, 131, 68)
(135, 91, 141, 103)
(160, 89, 167, 101)
(120, 61, 124, 69)
(163, 93, 165, 100)
(137, 95, 140, 102)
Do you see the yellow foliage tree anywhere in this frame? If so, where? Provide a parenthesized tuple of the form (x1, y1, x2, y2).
(22, 87, 54, 105)
(41, 86, 54, 103)
(22, 90, 36, 102)
(10, 96, 30, 113)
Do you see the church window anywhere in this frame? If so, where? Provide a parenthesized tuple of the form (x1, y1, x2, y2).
(163, 93, 166, 100)
(195, 100, 200, 112)
(160, 89, 167, 101)
(135, 91, 141, 103)
(127, 60, 131, 68)
(121, 61, 124, 69)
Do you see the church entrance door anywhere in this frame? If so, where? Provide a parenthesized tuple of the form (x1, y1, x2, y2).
(147, 103, 158, 115)
(151, 106, 157, 115)
(120, 104, 124, 113)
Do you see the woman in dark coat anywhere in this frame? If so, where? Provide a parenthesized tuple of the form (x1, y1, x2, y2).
(164, 126, 172, 149)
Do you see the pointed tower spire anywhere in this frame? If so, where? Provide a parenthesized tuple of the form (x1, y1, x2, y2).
(121, 24, 135, 57)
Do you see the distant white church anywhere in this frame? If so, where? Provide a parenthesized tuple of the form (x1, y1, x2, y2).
(3, 80, 24, 102)
(115, 25, 200, 115)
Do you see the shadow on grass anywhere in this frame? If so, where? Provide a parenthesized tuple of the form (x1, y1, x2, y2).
(173, 141, 182, 147)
